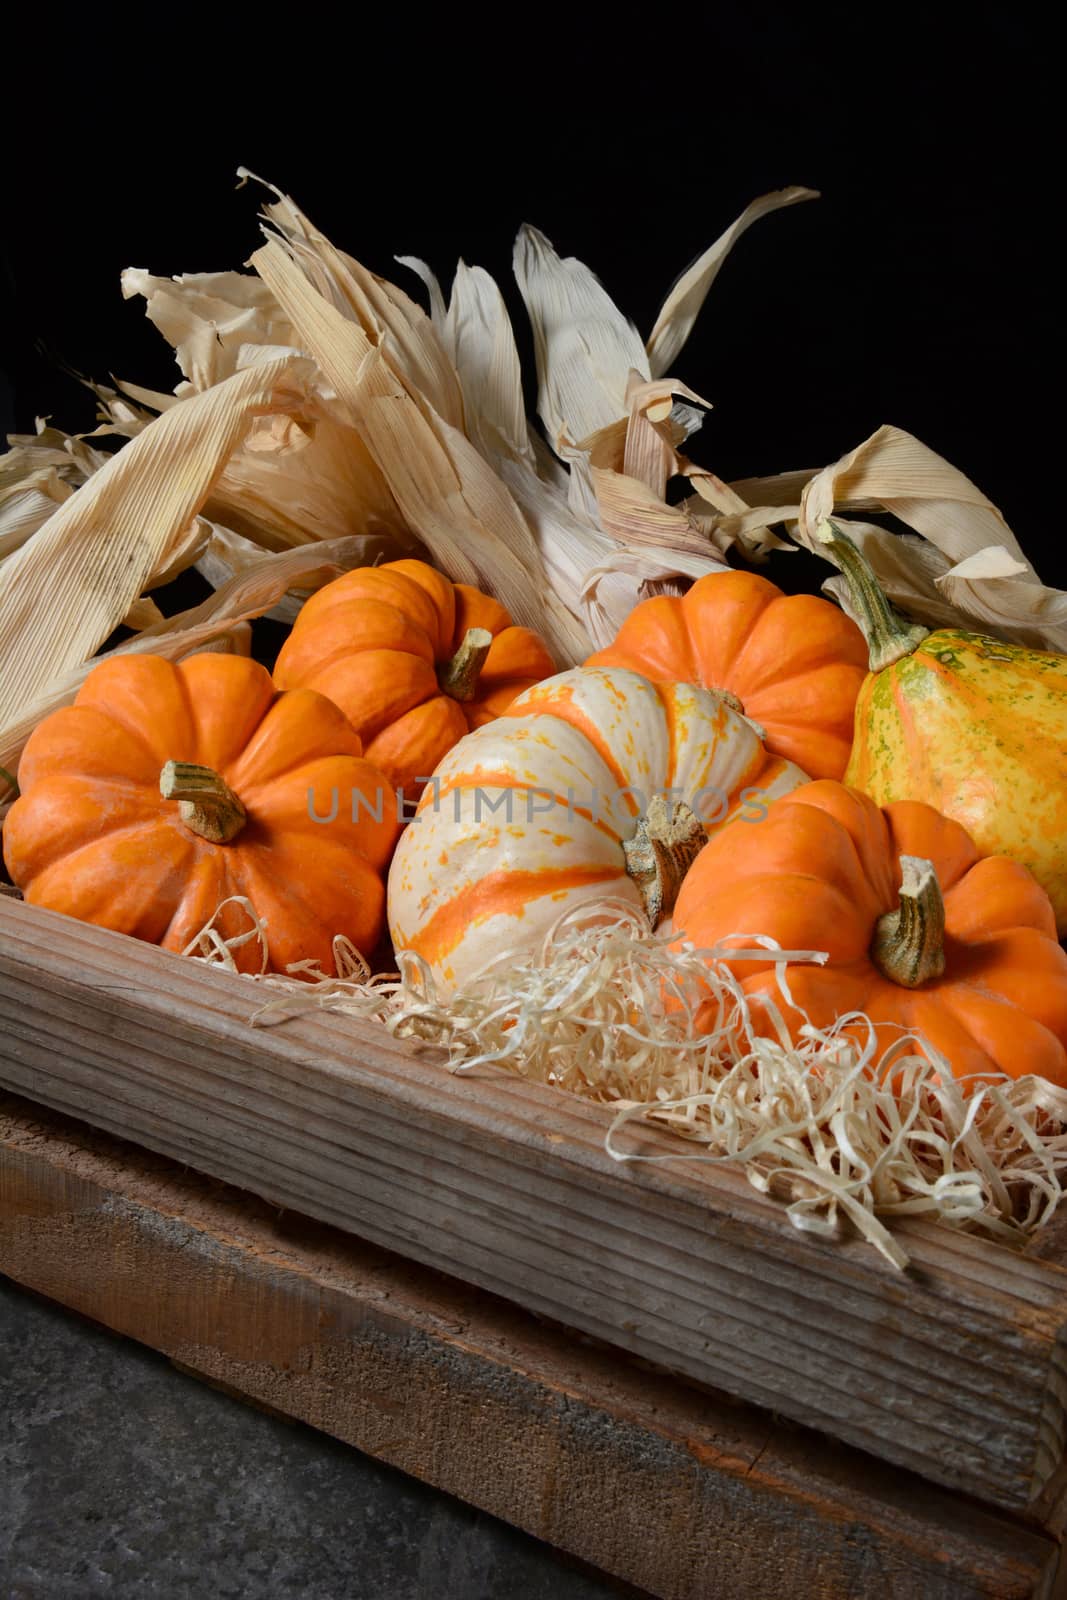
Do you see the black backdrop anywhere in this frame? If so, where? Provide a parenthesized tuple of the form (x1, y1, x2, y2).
(2, 4, 1061, 587)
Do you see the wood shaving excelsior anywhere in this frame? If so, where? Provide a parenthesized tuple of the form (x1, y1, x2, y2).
(187, 896, 1067, 1270)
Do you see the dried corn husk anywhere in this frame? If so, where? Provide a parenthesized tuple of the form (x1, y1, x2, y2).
(121, 265, 408, 550)
(0, 356, 412, 800)
(0, 405, 215, 597)
(0, 354, 306, 746)
(0, 534, 399, 791)
(797, 424, 1067, 649)
(512, 224, 652, 459)
(397, 252, 626, 642)
(0, 420, 115, 560)
(103, 178, 822, 658)
(646, 185, 819, 376)
(398, 250, 791, 645)
(502, 205, 819, 620)
(250, 233, 589, 663)
(251, 172, 467, 429)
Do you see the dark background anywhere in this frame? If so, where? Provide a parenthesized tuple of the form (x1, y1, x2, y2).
(0, 2, 1060, 594)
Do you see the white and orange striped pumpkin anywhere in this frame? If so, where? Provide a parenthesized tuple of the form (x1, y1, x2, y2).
(387, 666, 809, 994)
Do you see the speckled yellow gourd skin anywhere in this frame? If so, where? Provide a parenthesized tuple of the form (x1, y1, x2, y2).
(845, 629, 1067, 934)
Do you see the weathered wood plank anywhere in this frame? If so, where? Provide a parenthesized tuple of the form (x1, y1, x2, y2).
(0, 1091, 1059, 1600)
(2, 894, 1067, 1513)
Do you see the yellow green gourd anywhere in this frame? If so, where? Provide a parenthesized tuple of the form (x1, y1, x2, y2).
(816, 520, 1067, 935)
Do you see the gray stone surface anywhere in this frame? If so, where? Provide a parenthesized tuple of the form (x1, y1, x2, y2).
(0, 1277, 630, 1599)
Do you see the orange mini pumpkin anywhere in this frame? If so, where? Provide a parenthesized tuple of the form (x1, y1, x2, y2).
(671, 781, 1067, 1087)
(586, 569, 868, 780)
(2, 654, 398, 974)
(273, 559, 556, 796)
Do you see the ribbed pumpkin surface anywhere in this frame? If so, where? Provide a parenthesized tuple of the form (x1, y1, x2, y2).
(3, 655, 399, 973)
(388, 666, 808, 995)
(672, 781, 1067, 1086)
(586, 569, 868, 779)
(274, 559, 555, 796)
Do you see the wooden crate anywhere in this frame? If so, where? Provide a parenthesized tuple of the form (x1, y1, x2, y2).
(3, 893, 1067, 1596)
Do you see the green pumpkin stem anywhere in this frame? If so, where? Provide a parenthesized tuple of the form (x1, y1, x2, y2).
(623, 796, 708, 926)
(814, 519, 930, 671)
(439, 627, 493, 702)
(872, 855, 946, 989)
(160, 761, 246, 845)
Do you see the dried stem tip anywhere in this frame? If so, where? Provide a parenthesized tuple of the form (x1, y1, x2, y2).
(623, 796, 708, 926)
(872, 855, 946, 988)
(438, 628, 493, 702)
(160, 761, 247, 845)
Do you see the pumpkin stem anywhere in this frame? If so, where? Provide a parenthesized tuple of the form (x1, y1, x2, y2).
(439, 627, 493, 702)
(871, 855, 946, 989)
(708, 687, 767, 742)
(159, 761, 247, 845)
(623, 795, 708, 926)
(813, 519, 930, 671)
(712, 687, 746, 719)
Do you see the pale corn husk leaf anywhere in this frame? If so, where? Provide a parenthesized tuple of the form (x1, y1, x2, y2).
(209, 399, 409, 552)
(687, 499, 800, 561)
(116, 380, 182, 414)
(646, 186, 819, 377)
(402, 246, 791, 643)
(0, 474, 75, 559)
(251, 235, 588, 664)
(728, 467, 822, 506)
(403, 255, 739, 643)
(819, 522, 1011, 635)
(397, 256, 535, 467)
(798, 424, 1067, 649)
(401, 252, 624, 640)
(801, 423, 1033, 567)
(406, 231, 798, 629)
(131, 533, 401, 644)
(1, 422, 113, 483)
(2, 412, 213, 590)
(582, 377, 793, 618)
(0, 421, 112, 559)
(586, 399, 723, 567)
(513, 192, 817, 461)
(618, 374, 712, 498)
(0, 353, 305, 767)
(195, 521, 292, 610)
(122, 266, 408, 551)
(146, 515, 214, 589)
(513, 224, 651, 459)
(508, 214, 815, 588)
(247, 172, 466, 431)
(195, 522, 412, 625)
(0, 535, 395, 789)
(121, 268, 298, 394)
(122, 597, 165, 630)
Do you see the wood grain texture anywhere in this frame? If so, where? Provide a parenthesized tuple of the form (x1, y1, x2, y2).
(2, 895, 1067, 1514)
(0, 1091, 1060, 1600)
